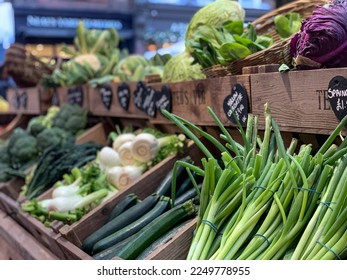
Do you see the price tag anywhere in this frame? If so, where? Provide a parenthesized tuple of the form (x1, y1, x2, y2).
(223, 84, 249, 126)
(142, 86, 157, 118)
(117, 83, 130, 111)
(51, 88, 59, 106)
(13, 90, 27, 109)
(328, 76, 347, 123)
(99, 84, 113, 110)
(134, 81, 146, 110)
(67, 86, 84, 106)
(156, 85, 172, 116)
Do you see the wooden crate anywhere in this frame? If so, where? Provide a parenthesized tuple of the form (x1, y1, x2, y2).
(251, 67, 347, 135)
(0, 114, 30, 140)
(0, 196, 64, 259)
(88, 82, 148, 119)
(56, 84, 89, 109)
(149, 75, 251, 127)
(57, 141, 205, 259)
(0, 209, 58, 260)
(6, 87, 53, 115)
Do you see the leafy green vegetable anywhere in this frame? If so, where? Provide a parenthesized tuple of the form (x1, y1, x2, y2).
(162, 51, 206, 82)
(274, 13, 302, 39)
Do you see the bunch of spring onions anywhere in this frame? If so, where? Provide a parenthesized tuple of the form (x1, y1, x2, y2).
(162, 103, 347, 260)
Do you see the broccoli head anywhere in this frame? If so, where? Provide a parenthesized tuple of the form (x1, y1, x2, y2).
(0, 146, 10, 164)
(28, 116, 47, 137)
(36, 127, 75, 153)
(0, 162, 12, 182)
(52, 104, 88, 135)
(7, 131, 38, 165)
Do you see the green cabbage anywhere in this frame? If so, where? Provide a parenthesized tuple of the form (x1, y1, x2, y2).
(162, 51, 206, 82)
(185, 0, 245, 51)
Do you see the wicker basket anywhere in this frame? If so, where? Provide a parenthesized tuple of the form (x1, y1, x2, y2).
(4, 44, 53, 88)
(203, 0, 329, 78)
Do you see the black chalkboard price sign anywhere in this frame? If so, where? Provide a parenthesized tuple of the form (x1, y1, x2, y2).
(328, 76, 347, 123)
(223, 83, 249, 126)
(117, 83, 130, 111)
(134, 81, 146, 110)
(142, 86, 157, 118)
(99, 84, 113, 110)
(13, 90, 28, 109)
(156, 85, 172, 116)
(67, 86, 84, 106)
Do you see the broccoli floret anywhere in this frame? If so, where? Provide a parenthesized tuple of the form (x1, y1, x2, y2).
(27, 106, 60, 136)
(29, 121, 47, 137)
(36, 127, 75, 153)
(52, 104, 88, 135)
(7, 131, 38, 166)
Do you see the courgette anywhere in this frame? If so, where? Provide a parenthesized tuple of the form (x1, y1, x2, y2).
(174, 184, 201, 206)
(92, 196, 170, 254)
(105, 193, 138, 223)
(136, 218, 193, 260)
(93, 235, 133, 260)
(82, 193, 159, 254)
(154, 156, 191, 197)
(115, 199, 197, 260)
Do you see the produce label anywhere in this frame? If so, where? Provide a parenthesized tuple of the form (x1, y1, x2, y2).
(51, 88, 59, 106)
(142, 86, 157, 118)
(134, 81, 146, 110)
(117, 83, 130, 111)
(328, 76, 347, 123)
(156, 85, 172, 116)
(12, 90, 27, 109)
(223, 83, 249, 126)
(99, 84, 113, 110)
(67, 86, 84, 106)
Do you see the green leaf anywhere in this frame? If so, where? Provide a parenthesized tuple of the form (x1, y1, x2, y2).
(223, 20, 244, 36)
(274, 13, 302, 39)
(279, 64, 290, 72)
(255, 35, 274, 49)
(219, 42, 252, 62)
(233, 34, 253, 46)
(243, 23, 257, 42)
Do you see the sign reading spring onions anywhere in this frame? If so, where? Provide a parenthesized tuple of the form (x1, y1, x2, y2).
(328, 76, 347, 123)
(223, 83, 249, 126)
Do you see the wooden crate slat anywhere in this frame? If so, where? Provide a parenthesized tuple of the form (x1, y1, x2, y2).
(0, 209, 58, 260)
(251, 67, 347, 135)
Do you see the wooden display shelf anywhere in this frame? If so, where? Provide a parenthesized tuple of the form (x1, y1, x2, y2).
(57, 140, 206, 260)
(148, 75, 251, 127)
(0, 209, 58, 260)
(6, 87, 53, 115)
(88, 82, 148, 119)
(251, 67, 347, 135)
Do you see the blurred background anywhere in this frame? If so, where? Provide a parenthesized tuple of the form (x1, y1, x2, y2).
(0, 0, 280, 63)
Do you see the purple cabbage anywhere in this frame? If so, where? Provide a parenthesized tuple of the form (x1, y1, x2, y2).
(290, 0, 347, 69)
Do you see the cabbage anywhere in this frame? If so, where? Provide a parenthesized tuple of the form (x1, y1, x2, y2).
(185, 0, 245, 51)
(290, 0, 347, 69)
(162, 51, 206, 82)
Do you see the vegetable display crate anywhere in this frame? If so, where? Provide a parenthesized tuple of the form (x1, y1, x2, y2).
(0, 114, 30, 140)
(88, 82, 148, 119)
(55, 84, 89, 109)
(148, 75, 251, 127)
(251, 67, 347, 135)
(6, 87, 53, 115)
(56, 140, 205, 260)
(0, 209, 58, 260)
(0, 121, 109, 203)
